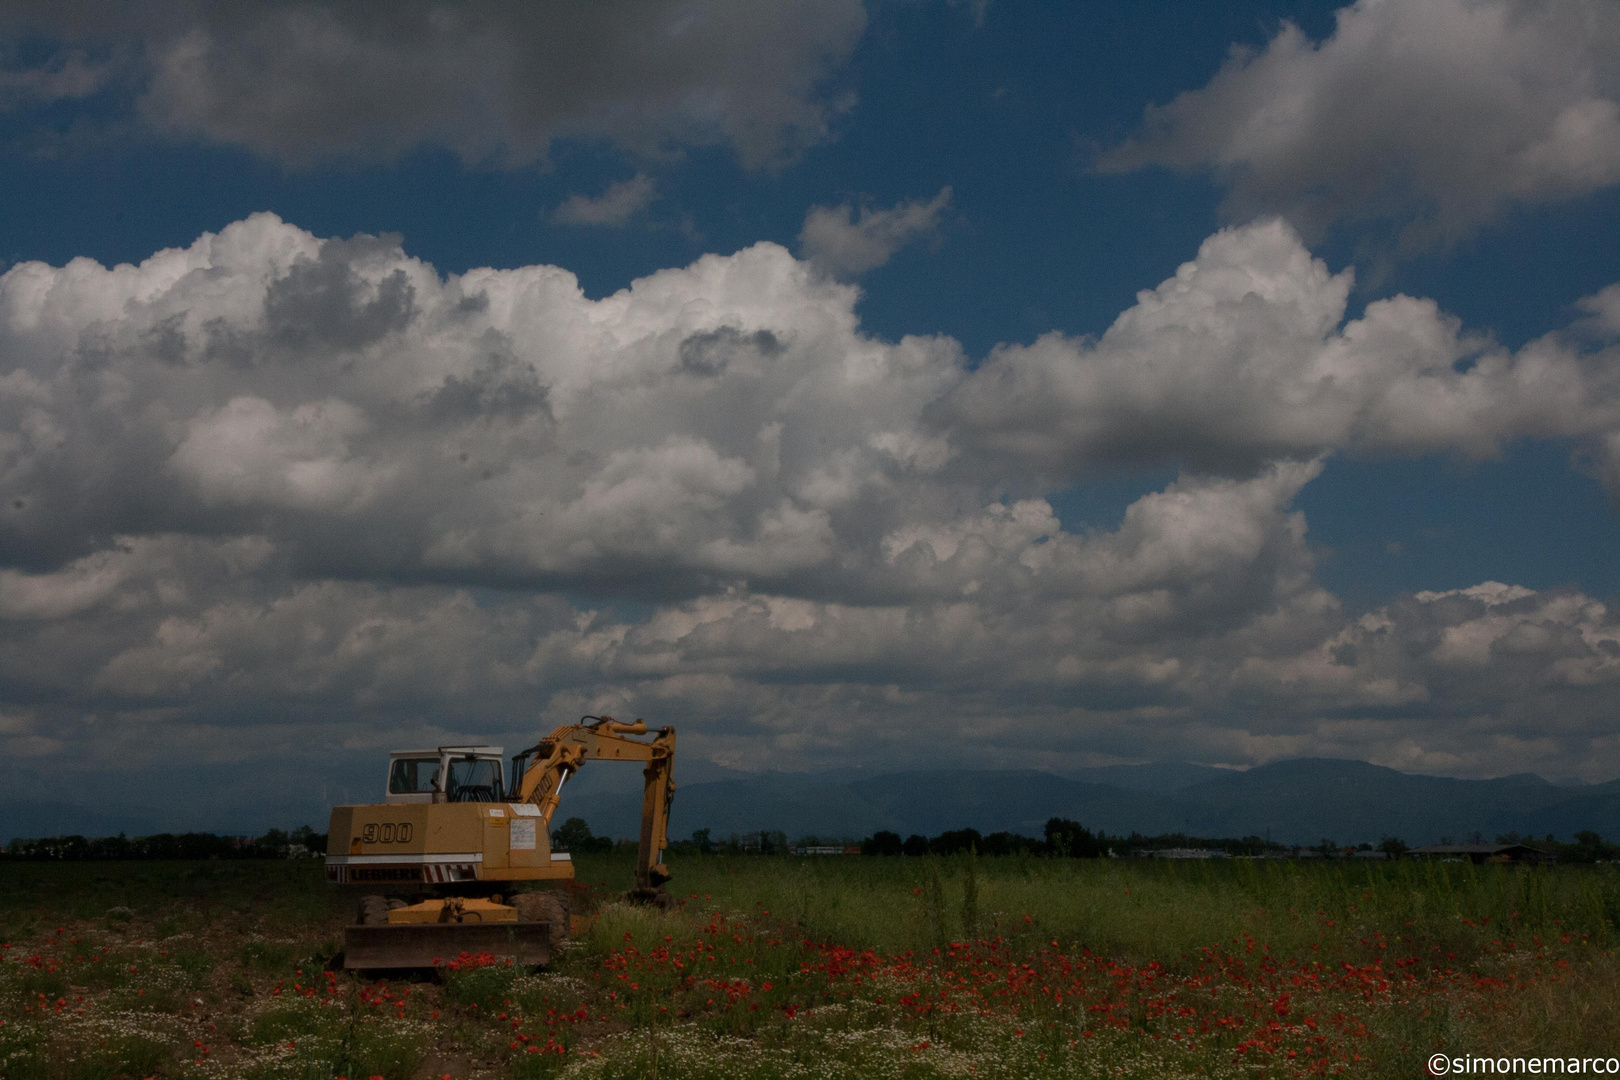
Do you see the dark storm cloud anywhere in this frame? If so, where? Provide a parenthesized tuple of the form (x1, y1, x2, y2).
(0, 0, 868, 168)
(264, 237, 418, 353)
(420, 351, 551, 425)
(677, 327, 783, 378)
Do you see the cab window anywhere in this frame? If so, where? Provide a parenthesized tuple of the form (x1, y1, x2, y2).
(447, 758, 503, 802)
(388, 757, 439, 795)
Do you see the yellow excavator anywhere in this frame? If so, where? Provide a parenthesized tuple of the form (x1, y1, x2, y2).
(326, 717, 675, 969)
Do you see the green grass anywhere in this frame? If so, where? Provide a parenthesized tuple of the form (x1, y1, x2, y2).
(235, 938, 303, 973)
(584, 848, 1620, 963)
(0, 852, 1614, 1078)
(0, 860, 344, 942)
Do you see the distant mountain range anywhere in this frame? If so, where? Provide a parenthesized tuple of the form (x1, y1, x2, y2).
(5, 758, 1617, 849)
(562, 758, 1620, 847)
(0, 801, 161, 844)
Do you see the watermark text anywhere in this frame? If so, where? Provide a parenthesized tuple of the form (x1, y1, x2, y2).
(1431, 1056, 1620, 1075)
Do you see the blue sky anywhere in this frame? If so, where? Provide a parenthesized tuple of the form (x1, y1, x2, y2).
(2, 0, 1619, 831)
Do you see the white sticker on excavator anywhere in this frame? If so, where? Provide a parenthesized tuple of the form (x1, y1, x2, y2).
(510, 819, 536, 850)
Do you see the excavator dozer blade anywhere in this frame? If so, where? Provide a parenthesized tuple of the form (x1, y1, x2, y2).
(343, 922, 552, 970)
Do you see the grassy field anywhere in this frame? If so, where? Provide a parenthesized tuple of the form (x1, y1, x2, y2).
(2, 852, 1617, 1079)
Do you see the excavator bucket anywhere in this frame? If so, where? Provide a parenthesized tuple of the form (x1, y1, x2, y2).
(342, 921, 552, 970)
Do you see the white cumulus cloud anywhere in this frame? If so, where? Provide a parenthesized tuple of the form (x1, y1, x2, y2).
(942, 219, 1620, 480)
(799, 187, 952, 279)
(1101, 0, 1620, 250)
(552, 175, 659, 227)
(0, 213, 1618, 787)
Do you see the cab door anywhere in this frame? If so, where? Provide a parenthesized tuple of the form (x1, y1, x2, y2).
(384, 756, 440, 805)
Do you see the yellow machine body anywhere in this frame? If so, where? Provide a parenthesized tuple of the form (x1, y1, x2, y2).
(324, 802, 574, 888)
(327, 717, 675, 969)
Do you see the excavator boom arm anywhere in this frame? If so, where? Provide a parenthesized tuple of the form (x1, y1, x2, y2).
(515, 718, 676, 892)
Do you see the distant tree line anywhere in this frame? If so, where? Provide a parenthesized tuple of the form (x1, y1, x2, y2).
(2, 826, 327, 861)
(852, 820, 1287, 858)
(655, 823, 1620, 864)
(14, 816, 1618, 865)
(1544, 831, 1620, 863)
(557, 816, 1620, 864)
(551, 820, 792, 856)
(550, 817, 616, 854)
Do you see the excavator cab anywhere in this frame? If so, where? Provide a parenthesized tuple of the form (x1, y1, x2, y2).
(384, 746, 505, 805)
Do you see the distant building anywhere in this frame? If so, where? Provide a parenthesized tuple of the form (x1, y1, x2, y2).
(1406, 844, 1553, 865)
(1132, 847, 1227, 859)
